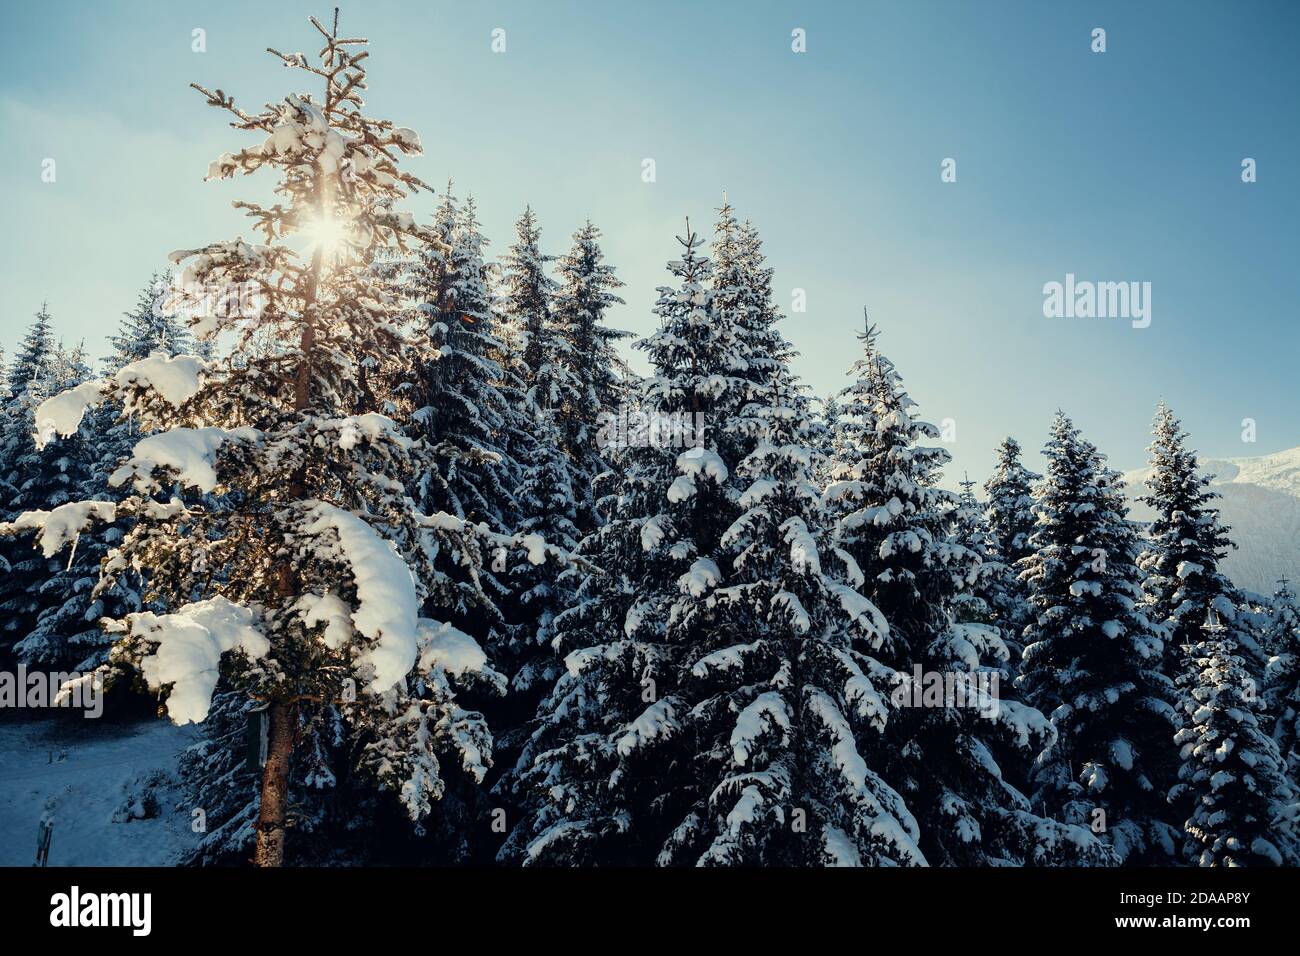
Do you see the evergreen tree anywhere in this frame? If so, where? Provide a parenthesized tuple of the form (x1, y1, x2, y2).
(0, 309, 63, 657)
(6, 303, 55, 396)
(13, 340, 111, 669)
(104, 272, 191, 375)
(1172, 610, 1298, 865)
(1262, 579, 1299, 658)
(652, 366, 923, 865)
(502, 207, 576, 417)
(1138, 402, 1254, 678)
(405, 186, 520, 528)
(1017, 412, 1181, 864)
(982, 436, 1040, 659)
(827, 333, 1104, 865)
(1264, 579, 1300, 780)
(2, 13, 555, 866)
(552, 220, 628, 531)
(497, 224, 750, 864)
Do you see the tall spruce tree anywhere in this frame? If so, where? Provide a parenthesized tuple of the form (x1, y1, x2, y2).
(0, 308, 63, 658)
(1264, 579, 1300, 781)
(652, 364, 924, 865)
(1172, 610, 1298, 865)
(2, 12, 561, 867)
(982, 436, 1040, 660)
(497, 224, 751, 864)
(826, 333, 1105, 865)
(552, 220, 628, 531)
(1016, 412, 1181, 863)
(405, 187, 520, 529)
(1138, 402, 1252, 678)
(12, 340, 111, 669)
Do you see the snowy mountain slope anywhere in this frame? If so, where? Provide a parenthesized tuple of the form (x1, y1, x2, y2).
(0, 717, 201, 866)
(1122, 445, 1300, 594)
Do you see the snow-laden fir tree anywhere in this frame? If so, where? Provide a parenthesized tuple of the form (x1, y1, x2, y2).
(404, 186, 519, 529)
(1017, 412, 1181, 864)
(497, 224, 752, 864)
(18, 277, 195, 670)
(5, 303, 55, 397)
(982, 436, 1040, 660)
(104, 273, 193, 375)
(1262, 579, 1299, 658)
(709, 201, 805, 471)
(502, 206, 576, 420)
(1264, 579, 1300, 781)
(551, 219, 628, 531)
(490, 208, 586, 710)
(651, 363, 926, 866)
(10, 340, 112, 669)
(2, 12, 562, 867)
(0, 309, 67, 658)
(1138, 402, 1257, 678)
(947, 474, 1003, 628)
(1171, 609, 1298, 865)
(826, 332, 1106, 865)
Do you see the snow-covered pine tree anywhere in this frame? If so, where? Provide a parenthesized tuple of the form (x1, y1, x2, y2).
(18, 277, 195, 670)
(709, 202, 804, 470)
(404, 187, 518, 529)
(0, 307, 62, 658)
(5, 303, 55, 396)
(3, 12, 559, 867)
(982, 436, 1040, 660)
(497, 223, 752, 864)
(948, 474, 1002, 627)
(826, 332, 1104, 865)
(1138, 402, 1257, 678)
(12, 340, 112, 670)
(104, 273, 192, 375)
(1171, 609, 1298, 865)
(502, 207, 575, 418)
(1264, 579, 1300, 781)
(652, 364, 925, 866)
(1017, 412, 1181, 864)
(1262, 579, 1299, 658)
(552, 220, 628, 532)
(490, 208, 585, 706)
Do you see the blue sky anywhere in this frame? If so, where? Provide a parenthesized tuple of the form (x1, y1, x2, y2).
(1, 0, 1296, 483)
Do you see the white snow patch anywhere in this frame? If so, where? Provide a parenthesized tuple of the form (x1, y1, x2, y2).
(34, 381, 106, 448)
(301, 503, 419, 693)
(130, 597, 269, 724)
(2, 501, 116, 557)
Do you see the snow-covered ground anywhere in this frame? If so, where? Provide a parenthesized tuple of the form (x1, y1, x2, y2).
(1122, 444, 1300, 594)
(0, 717, 201, 867)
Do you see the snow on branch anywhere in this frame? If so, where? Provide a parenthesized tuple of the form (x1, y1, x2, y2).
(34, 352, 209, 449)
(114, 352, 206, 408)
(0, 501, 117, 557)
(34, 381, 106, 449)
(130, 596, 270, 724)
(301, 502, 419, 693)
(111, 426, 261, 493)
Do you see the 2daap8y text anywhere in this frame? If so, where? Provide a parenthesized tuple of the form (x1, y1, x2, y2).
(1121, 892, 1251, 907)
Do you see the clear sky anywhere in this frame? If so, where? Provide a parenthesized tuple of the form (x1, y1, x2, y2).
(1, 0, 1296, 484)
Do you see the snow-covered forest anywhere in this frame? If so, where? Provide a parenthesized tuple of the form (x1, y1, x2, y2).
(2, 10, 1298, 869)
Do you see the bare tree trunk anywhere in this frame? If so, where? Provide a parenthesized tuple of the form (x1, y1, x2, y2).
(253, 698, 297, 866)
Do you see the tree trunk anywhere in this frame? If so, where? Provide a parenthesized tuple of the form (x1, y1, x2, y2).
(253, 699, 297, 867)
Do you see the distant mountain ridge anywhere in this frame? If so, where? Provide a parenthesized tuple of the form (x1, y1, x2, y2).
(1121, 445, 1300, 595)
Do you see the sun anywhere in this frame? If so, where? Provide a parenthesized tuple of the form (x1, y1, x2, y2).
(298, 211, 351, 259)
